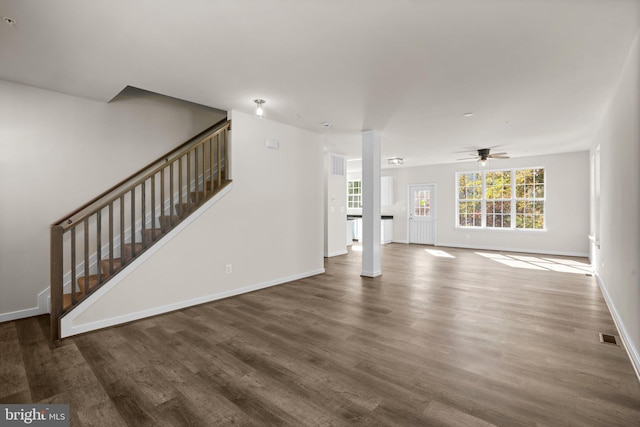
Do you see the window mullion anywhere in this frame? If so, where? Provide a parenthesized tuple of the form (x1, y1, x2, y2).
(481, 171, 486, 228)
(510, 169, 515, 229)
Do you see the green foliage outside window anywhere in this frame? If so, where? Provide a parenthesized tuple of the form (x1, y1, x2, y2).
(515, 168, 544, 229)
(456, 168, 544, 230)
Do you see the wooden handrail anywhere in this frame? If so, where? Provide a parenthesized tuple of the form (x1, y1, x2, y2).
(52, 118, 230, 229)
(50, 119, 231, 340)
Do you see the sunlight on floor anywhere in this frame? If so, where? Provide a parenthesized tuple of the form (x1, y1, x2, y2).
(425, 249, 455, 258)
(475, 252, 592, 274)
(351, 245, 363, 252)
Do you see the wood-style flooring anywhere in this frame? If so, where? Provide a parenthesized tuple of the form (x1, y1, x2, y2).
(2, 244, 640, 426)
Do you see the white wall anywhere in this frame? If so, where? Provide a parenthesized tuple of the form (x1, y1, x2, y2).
(590, 28, 640, 375)
(324, 153, 347, 257)
(382, 151, 590, 256)
(0, 81, 225, 320)
(67, 110, 325, 331)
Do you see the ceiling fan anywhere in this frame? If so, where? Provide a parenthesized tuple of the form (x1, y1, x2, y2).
(457, 148, 510, 166)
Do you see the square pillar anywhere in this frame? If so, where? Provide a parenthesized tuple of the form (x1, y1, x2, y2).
(361, 130, 381, 277)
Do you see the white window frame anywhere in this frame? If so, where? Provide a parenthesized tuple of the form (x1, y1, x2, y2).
(455, 167, 546, 231)
(348, 180, 362, 209)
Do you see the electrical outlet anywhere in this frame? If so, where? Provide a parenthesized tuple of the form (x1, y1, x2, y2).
(226, 264, 232, 274)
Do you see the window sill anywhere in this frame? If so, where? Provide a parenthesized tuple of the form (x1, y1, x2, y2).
(455, 226, 547, 233)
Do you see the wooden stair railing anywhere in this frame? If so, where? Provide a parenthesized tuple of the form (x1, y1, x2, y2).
(50, 119, 231, 340)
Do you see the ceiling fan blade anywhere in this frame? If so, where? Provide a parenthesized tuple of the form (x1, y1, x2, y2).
(489, 152, 508, 156)
(489, 154, 510, 159)
(456, 156, 479, 161)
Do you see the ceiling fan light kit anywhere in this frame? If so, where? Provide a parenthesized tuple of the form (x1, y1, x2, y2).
(456, 148, 510, 165)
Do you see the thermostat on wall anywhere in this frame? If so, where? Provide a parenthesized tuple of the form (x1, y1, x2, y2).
(265, 138, 280, 149)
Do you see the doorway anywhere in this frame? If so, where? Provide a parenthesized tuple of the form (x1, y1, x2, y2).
(407, 184, 436, 245)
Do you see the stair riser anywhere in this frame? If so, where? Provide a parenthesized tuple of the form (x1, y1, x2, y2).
(100, 259, 122, 276)
(158, 216, 181, 230)
(143, 229, 163, 242)
(122, 243, 143, 260)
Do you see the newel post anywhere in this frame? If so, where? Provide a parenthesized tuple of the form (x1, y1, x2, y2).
(50, 224, 64, 341)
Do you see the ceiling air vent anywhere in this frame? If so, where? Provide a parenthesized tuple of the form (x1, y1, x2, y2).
(331, 155, 345, 176)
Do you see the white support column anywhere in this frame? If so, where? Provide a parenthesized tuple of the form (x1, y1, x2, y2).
(361, 130, 381, 277)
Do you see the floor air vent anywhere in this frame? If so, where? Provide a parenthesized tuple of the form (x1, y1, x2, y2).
(599, 332, 619, 345)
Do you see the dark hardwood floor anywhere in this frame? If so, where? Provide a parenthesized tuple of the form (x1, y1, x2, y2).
(2, 244, 640, 426)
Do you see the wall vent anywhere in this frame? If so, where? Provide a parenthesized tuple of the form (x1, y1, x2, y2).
(599, 332, 619, 345)
(331, 155, 345, 176)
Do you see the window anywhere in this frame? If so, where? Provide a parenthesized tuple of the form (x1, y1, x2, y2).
(485, 170, 511, 228)
(348, 180, 362, 208)
(515, 168, 545, 229)
(458, 172, 482, 227)
(413, 189, 431, 217)
(456, 168, 545, 230)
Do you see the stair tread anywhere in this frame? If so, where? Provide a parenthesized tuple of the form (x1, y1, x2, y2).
(158, 214, 182, 223)
(65, 274, 102, 309)
(174, 203, 195, 217)
(100, 258, 123, 275)
(77, 274, 101, 288)
(122, 242, 143, 258)
(143, 228, 163, 240)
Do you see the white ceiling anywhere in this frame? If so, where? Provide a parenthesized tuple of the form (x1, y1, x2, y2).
(1, 0, 639, 167)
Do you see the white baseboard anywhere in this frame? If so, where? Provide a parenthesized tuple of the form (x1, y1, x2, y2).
(60, 183, 234, 337)
(361, 270, 382, 278)
(435, 242, 589, 258)
(325, 250, 348, 257)
(595, 273, 640, 383)
(0, 289, 50, 323)
(61, 267, 325, 338)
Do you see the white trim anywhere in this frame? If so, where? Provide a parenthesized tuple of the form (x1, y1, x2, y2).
(407, 183, 437, 245)
(595, 273, 640, 383)
(455, 167, 546, 230)
(324, 250, 348, 257)
(0, 289, 50, 323)
(435, 242, 589, 258)
(361, 269, 382, 278)
(59, 183, 233, 337)
(454, 226, 547, 233)
(61, 266, 324, 338)
(0, 163, 227, 323)
(347, 179, 363, 209)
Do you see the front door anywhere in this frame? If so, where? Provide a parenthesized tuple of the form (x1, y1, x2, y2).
(408, 184, 436, 245)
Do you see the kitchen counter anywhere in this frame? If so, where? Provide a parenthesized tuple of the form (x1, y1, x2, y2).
(348, 216, 394, 243)
(347, 215, 394, 220)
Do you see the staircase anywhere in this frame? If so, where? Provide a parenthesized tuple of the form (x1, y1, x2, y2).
(50, 119, 231, 340)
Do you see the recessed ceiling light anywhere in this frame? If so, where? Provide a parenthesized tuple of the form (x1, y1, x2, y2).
(3, 17, 16, 26)
(388, 157, 403, 165)
(321, 121, 332, 128)
(463, 112, 474, 117)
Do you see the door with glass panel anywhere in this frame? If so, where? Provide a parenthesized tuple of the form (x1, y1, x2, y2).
(408, 184, 436, 244)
